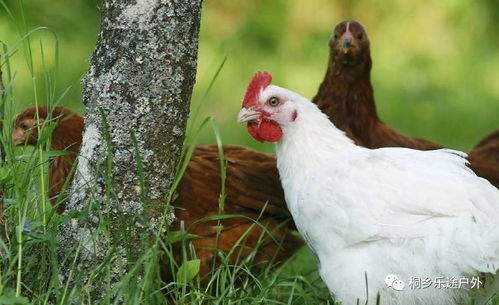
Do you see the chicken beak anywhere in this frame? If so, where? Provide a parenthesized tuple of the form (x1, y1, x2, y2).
(339, 28, 354, 54)
(237, 108, 261, 123)
(341, 39, 352, 54)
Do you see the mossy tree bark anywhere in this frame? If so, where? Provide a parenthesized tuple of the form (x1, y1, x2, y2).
(57, 0, 202, 300)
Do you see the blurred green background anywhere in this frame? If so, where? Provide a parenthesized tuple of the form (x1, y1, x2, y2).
(1, 0, 498, 153)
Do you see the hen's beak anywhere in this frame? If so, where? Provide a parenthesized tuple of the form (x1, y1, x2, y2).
(237, 108, 260, 123)
(341, 39, 352, 53)
(339, 29, 354, 54)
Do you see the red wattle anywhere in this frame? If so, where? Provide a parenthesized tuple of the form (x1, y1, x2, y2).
(257, 120, 283, 142)
(247, 120, 283, 143)
(247, 123, 265, 142)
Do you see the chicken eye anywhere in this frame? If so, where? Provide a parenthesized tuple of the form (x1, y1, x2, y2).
(268, 97, 280, 107)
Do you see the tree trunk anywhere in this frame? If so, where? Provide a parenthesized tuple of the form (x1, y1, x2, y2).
(58, 0, 202, 299)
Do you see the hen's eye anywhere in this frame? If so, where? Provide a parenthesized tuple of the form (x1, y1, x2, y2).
(268, 97, 280, 107)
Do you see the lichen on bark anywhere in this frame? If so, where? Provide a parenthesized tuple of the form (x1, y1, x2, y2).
(57, 0, 202, 299)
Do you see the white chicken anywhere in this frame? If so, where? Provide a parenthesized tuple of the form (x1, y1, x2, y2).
(237, 71, 499, 305)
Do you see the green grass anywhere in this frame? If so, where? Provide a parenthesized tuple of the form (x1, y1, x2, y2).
(1, 1, 499, 304)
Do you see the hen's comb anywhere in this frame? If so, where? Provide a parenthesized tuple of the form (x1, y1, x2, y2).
(242, 71, 272, 108)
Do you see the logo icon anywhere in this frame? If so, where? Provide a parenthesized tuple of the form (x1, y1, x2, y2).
(385, 274, 405, 291)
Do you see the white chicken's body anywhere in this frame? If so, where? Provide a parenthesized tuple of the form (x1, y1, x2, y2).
(263, 86, 499, 305)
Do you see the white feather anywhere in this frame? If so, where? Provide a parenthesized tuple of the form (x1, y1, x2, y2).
(261, 85, 499, 305)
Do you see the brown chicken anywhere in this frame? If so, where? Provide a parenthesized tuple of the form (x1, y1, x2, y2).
(313, 20, 499, 188)
(313, 20, 442, 150)
(13, 106, 301, 280)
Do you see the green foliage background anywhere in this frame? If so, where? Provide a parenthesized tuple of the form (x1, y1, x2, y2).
(1, 0, 498, 150)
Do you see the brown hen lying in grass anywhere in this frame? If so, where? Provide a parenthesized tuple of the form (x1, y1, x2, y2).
(313, 20, 499, 188)
(13, 106, 302, 280)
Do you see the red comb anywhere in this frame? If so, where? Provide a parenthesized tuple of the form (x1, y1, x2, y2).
(242, 71, 272, 108)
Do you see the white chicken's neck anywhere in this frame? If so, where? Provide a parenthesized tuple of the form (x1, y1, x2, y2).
(275, 98, 359, 182)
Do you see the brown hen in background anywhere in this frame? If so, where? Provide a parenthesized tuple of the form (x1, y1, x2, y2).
(313, 20, 499, 188)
